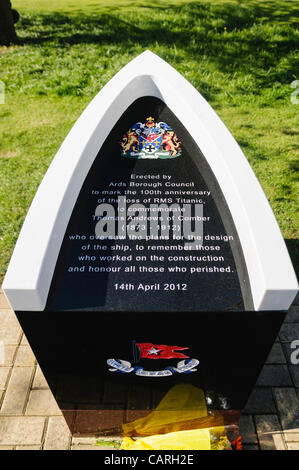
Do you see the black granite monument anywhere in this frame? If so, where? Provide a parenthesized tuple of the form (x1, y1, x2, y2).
(3, 53, 298, 445)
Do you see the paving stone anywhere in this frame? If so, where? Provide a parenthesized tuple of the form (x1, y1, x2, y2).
(72, 437, 98, 445)
(21, 334, 29, 345)
(243, 388, 277, 414)
(255, 415, 286, 450)
(287, 443, 299, 450)
(256, 365, 292, 386)
(94, 445, 120, 450)
(284, 307, 299, 323)
(32, 365, 49, 389)
(265, 343, 286, 364)
(255, 414, 280, 434)
(242, 444, 259, 450)
(0, 308, 19, 323)
(0, 294, 10, 309)
(283, 429, 299, 442)
(0, 310, 22, 344)
(0, 329, 21, 348)
(238, 415, 258, 444)
(0, 416, 45, 445)
(72, 435, 122, 446)
(279, 324, 299, 343)
(292, 293, 299, 306)
(16, 445, 41, 450)
(61, 408, 75, 433)
(0, 345, 17, 367)
(282, 342, 299, 365)
(71, 444, 107, 450)
(0, 367, 10, 390)
(25, 389, 61, 416)
(44, 416, 71, 450)
(273, 388, 299, 429)
(290, 365, 299, 387)
(0, 367, 34, 415)
(15, 345, 36, 366)
(0, 340, 4, 365)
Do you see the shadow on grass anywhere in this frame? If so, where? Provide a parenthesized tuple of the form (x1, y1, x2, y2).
(289, 160, 299, 181)
(17, 1, 298, 86)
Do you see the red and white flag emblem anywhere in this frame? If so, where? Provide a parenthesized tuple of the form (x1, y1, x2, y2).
(136, 342, 189, 360)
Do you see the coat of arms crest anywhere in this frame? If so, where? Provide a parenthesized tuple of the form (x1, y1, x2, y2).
(120, 117, 182, 159)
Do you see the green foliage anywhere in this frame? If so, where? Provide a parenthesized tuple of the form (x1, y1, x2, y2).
(0, 0, 298, 279)
(95, 438, 121, 448)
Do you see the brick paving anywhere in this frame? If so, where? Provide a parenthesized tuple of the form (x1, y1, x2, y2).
(0, 289, 298, 450)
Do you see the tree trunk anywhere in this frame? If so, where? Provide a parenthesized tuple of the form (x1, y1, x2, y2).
(0, 0, 20, 46)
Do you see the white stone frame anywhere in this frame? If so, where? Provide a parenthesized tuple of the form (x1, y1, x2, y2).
(2, 51, 298, 311)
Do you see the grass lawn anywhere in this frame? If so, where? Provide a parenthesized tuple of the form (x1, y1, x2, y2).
(0, 0, 298, 281)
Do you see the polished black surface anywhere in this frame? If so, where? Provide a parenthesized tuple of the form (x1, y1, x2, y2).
(16, 309, 285, 414)
(46, 97, 252, 312)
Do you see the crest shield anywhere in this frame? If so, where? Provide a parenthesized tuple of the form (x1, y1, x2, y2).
(120, 116, 181, 159)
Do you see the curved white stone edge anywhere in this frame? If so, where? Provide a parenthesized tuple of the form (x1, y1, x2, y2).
(2, 50, 298, 311)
